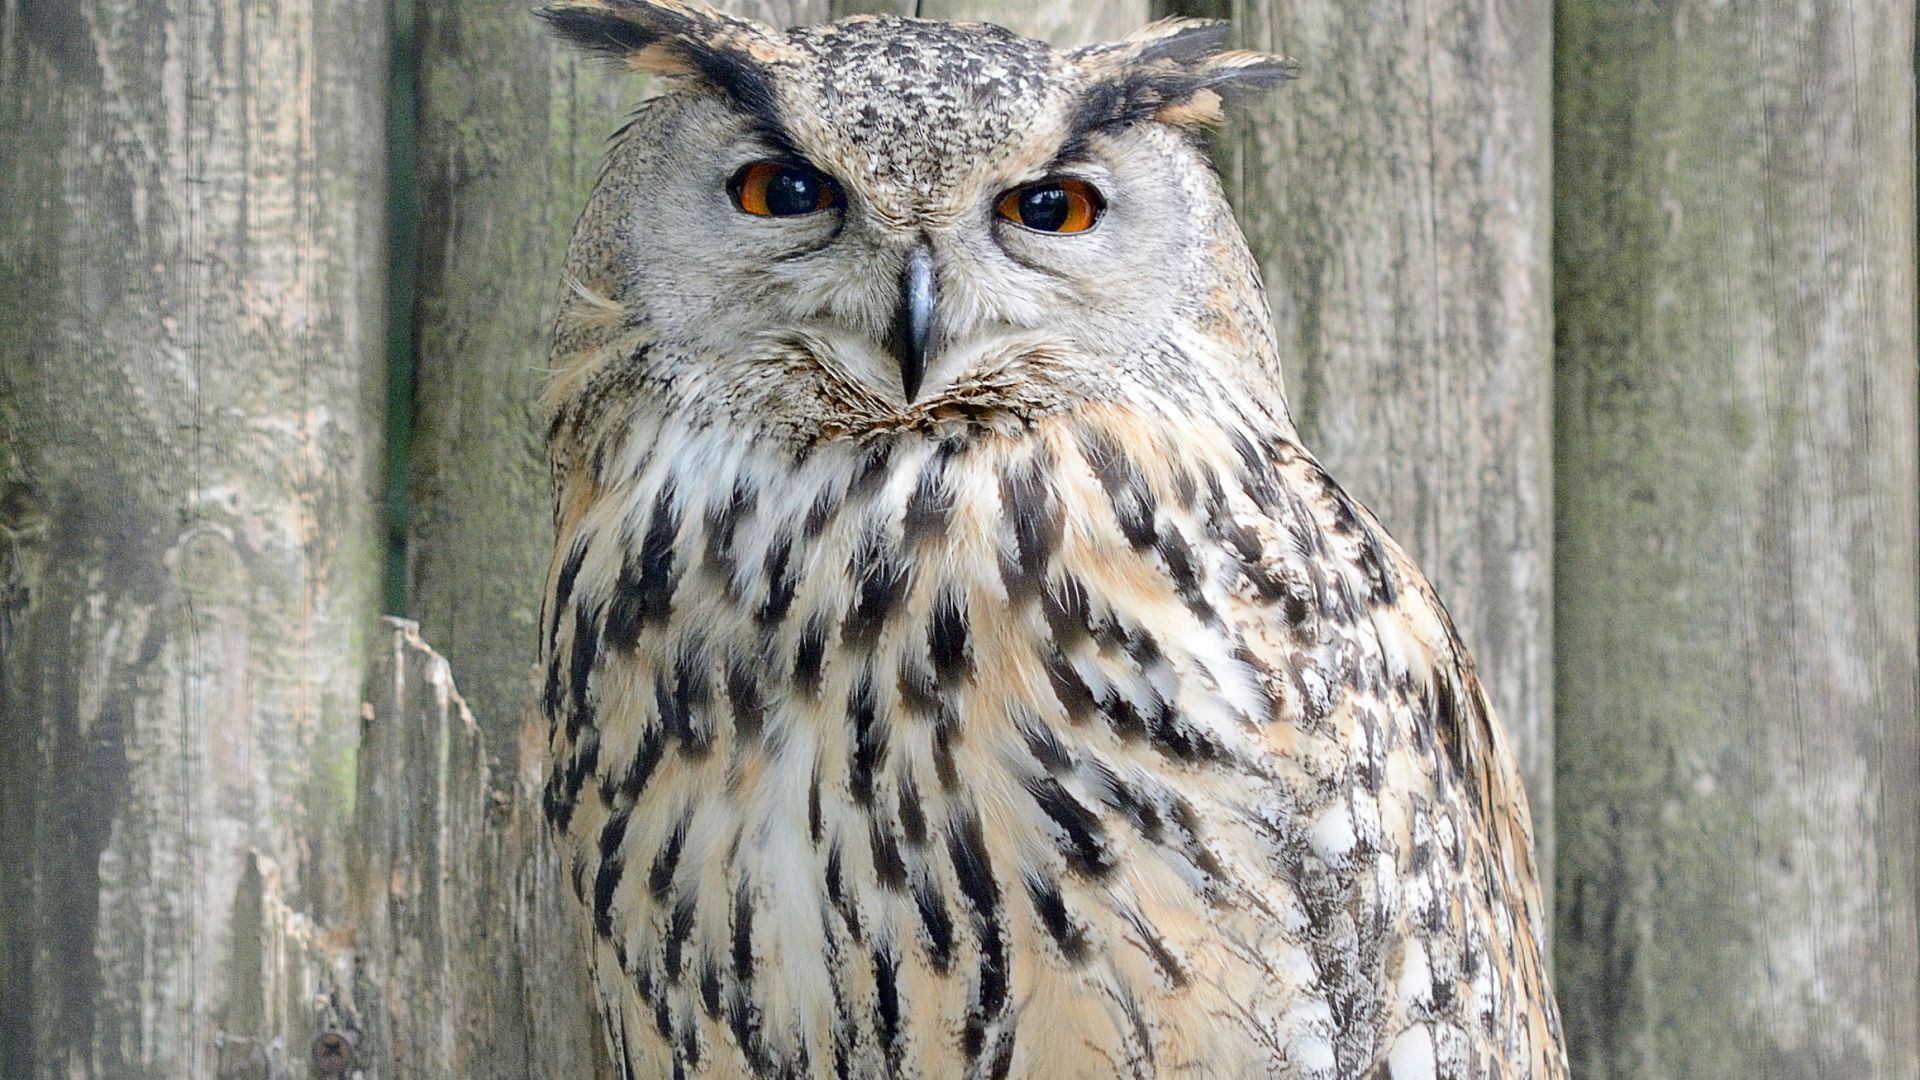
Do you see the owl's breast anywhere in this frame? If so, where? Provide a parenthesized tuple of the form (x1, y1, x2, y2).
(540, 408, 1555, 1079)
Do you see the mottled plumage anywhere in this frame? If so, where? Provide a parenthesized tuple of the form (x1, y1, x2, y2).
(535, 4, 1567, 1077)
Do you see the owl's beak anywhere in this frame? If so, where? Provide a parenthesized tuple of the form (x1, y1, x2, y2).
(888, 244, 936, 403)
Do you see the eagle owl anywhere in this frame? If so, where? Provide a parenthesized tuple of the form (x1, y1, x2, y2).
(535, 2, 1567, 1077)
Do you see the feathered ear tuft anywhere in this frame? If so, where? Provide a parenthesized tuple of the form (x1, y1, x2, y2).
(538, 0, 795, 116)
(1069, 19, 1296, 132)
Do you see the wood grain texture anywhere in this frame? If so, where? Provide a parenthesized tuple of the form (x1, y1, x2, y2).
(0, 0, 388, 1074)
(1224, 0, 1556, 897)
(350, 619, 610, 1080)
(1551, 2, 1920, 1076)
(404, 0, 647, 758)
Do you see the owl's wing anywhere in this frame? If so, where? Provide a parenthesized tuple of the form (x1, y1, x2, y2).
(1208, 432, 1568, 1078)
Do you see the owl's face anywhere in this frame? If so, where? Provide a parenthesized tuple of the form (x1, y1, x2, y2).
(545, 2, 1292, 444)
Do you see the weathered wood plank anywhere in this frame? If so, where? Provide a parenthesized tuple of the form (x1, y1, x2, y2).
(403, 0, 649, 756)
(351, 620, 499, 1076)
(1551, 2, 1920, 1076)
(1224, 0, 1557, 894)
(348, 619, 606, 1080)
(0, 0, 388, 1075)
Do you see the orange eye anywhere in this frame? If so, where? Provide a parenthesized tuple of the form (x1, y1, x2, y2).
(995, 178, 1104, 233)
(731, 161, 841, 217)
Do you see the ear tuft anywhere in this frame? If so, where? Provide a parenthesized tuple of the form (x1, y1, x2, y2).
(538, 0, 790, 81)
(1070, 18, 1296, 131)
(541, 0, 689, 73)
(540, 0, 801, 132)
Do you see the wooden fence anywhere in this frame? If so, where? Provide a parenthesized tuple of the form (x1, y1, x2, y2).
(0, 0, 1913, 1076)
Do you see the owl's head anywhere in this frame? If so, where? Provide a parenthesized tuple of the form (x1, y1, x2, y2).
(543, 0, 1293, 448)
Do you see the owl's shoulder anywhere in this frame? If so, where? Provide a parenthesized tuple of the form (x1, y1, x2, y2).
(1196, 429, 1565, 1075)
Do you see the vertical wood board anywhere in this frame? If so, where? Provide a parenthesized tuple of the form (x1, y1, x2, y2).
(1551, 2, 1920, 1075)
(0, 0, 389, 1075)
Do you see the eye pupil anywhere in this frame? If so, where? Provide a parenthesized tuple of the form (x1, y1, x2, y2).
(1018, 187, 1071, 232)
(997, 179, 1102, 234)
(732, 161, 839, 217)
(764, 168, 820, 216)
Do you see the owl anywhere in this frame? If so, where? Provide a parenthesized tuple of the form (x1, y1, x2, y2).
(533, 2, 1567, 1078)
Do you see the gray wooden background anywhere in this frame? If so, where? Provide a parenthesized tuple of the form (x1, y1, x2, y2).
(1, 0, 1914, 1076)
